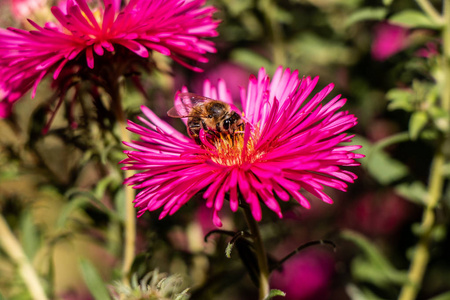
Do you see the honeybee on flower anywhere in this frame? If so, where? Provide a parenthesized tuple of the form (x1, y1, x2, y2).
(168, 93, 245, 144)
(121, 66, 363, 227)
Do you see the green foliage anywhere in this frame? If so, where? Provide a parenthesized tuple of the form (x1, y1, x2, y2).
(341, 230, 408, 288)
(346, 284, 389, 300)
(79, 259, 112, 300)
(225, 241, 234, 258)
(19, 210, 40, 260)
(353, 135, 409, 185)
(264, 289, 286, 299)
(389, 10, 442, 29)
(111, 271, 190, 300)
(345, 8, 387, 28)
(395, 181, 428, 205)
(409, 111, 429, 140)
(386, 89, 414, 112)
(231, 49, 273, 74)
(429, 290, 450, 300)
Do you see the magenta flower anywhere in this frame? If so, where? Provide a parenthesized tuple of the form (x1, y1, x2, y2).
(371, 22, 410, 61)
(121, 66, 363, 227)
(0, 0, 218, 118)
(270, 249, 335, 300)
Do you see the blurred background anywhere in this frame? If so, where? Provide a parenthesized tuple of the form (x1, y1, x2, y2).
(1, 0, 449, 299)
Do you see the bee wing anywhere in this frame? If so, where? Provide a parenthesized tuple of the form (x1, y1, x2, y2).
(167, 104, 192, 118)
(167, 93, 216, 118)
(179, 92, 216, 105)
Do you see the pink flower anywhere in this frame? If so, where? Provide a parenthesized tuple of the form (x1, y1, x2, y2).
(10, 0, 47, 20)
(416, 41, 439, 58)
(372, 22, 409, 61)
(270, 249, 335, 300)
(121, 66, 363, 227)
(0, 0, 219, 118)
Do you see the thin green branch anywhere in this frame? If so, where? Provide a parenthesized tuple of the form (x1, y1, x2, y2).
(398, 144, 445, 300)
(0, 215, 49, 300)
(110, 85, 136, 284)
(242, 205, 270, 300)
(443, 0, 450, 112)
(415, 0, 444, 25)
(259, 0, 286, 67)
(398, 2, 449, 298)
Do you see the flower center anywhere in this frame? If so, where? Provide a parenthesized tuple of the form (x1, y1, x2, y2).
(204, 126, 264, 166)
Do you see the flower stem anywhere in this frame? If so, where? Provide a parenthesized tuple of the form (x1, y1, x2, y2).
(415, 0, 443, 25)
(0, 214, 49, 300)
(110, 89, 136, 283)
(443, 0, 450, 112)
(398, 3, 449, 299)
(242, 205, 270, 300)
(398, 144, 445, 300)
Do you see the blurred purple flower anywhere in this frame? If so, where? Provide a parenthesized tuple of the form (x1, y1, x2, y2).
(372, 22, 409, 61)
(0, 0, 219, 118)
(270, 250, 334, 300)
(121, 66, 363, 226)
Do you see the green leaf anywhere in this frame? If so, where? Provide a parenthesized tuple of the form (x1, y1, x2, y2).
(382, 0, 393, 6)
(20, 210, 40, 260)
(409, 111, 428, 140)
(429, 106, 450, 132)
(79, 259, 111, 300)
(353, 135, 409, 185)
(345, 7, 387, 27)
(395, 181, 428, 205)
(57, 197, 90, 229)
(93, 176, 119, 201)
(114, 188, 126, 222)
(389, 10, 442, 29)
(429, 290, 450, 300)
(65, 187, 120, 222)
(386, 88, 414, 112)
(346, 284, 389, 300)
(264, 289, 286, 299)
(225, 241, 234, 258)
(230, 49, 273, 74)
(342, 230, 408, 287)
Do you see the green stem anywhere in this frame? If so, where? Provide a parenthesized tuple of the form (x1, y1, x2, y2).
(0, 214, 49, 300)
(398, 3, 449, 298)
(398, 144, 445, 300)
(415, 0, 444, 25)
(242, 205, 270, 300)
(259, 0, 286, 67)
(110, 88, 136, 283)
(443, 0, 450, 112)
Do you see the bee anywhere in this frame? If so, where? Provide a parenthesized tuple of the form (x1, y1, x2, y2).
(168, 93, 244, 143)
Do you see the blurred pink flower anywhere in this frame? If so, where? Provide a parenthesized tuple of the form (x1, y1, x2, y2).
(416, 41, 439, 58)
(0, 0, 219, 118)
(9, 0, 47, 20)
(190, 62, 251, 101)
(372, 22, 409, 61)
(121, 66, 363, 226)
(341, 191, 415, 236)
(270, 250, 334, 300)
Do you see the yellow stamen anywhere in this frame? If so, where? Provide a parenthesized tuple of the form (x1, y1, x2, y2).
(205, 126, 264, 166)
